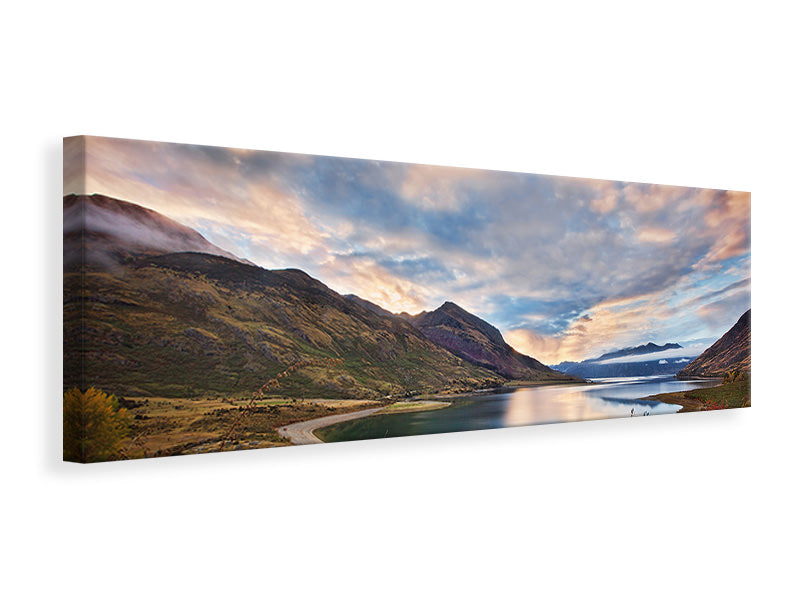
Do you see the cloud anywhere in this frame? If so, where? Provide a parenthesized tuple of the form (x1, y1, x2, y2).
(504, 329, 567, 364)
(638, 226, 676, 244)
(621, 182, 687, 213)
(63, 137, 86, 194)
(700, 191, 751, 264)
(398, 164, 484, 211)
(503, 281, 735, 364)
(696, 288, 751, 332)
(74, 136, 329, 268)
(505, 292, 672, 364)
(589, 181, 619, 214)
(317, 253, 436, 314)
(694, 277, 751, 304)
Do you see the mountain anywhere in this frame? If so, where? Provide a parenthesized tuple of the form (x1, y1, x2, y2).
(552, 342, 696, 378)
(64, 195, 503, 398)
(64, 194, 252, 268)
(677, 310, 751, 378)
(403, 301, 574, 381)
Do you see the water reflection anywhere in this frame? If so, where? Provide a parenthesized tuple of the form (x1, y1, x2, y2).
(316, 376, 719, 444)
(502, 377, 703, 427)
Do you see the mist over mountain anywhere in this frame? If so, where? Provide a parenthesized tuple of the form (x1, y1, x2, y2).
(593, 342, 683, 362)
(64, 194, 252, 268)
(551, 342, 700, 378)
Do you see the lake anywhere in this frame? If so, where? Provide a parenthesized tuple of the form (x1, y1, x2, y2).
(315, 375, 720, 443)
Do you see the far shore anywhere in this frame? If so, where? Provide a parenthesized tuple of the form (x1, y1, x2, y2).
(639, 376, 749, 412)
(377, 400, 451, 414)
(413, 377, 589, 401)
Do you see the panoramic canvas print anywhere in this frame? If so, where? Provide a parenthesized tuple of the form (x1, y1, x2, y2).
(63, 136, 751, 463)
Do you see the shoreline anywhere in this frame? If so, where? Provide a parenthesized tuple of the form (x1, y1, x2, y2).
(277, 407, 385, 445)
(277, 399, 453, 444)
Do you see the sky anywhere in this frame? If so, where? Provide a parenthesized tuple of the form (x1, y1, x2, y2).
(64, 136, 751, 364)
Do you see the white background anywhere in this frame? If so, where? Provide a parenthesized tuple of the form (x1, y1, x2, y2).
(3, 2, 798, 599)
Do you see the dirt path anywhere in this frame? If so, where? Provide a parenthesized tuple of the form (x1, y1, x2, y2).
(277, 407, 383, 445)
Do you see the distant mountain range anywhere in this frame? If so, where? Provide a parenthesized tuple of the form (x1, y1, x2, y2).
(677, 310, 751, 378)
(64, 194, 574, 398)
(551, 342, 699, 378)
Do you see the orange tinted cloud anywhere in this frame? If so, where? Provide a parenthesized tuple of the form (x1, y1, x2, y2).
(638, 226, 676, 244)
(72, 136, 328, 265)
(622, 182, 686, 213)
(504, 289, 681, 363)
(695, 190, 751, 267)
(318, 254, 434, 314)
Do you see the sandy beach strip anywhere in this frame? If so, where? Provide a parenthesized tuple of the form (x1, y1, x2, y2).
(277, 407, 384, 445)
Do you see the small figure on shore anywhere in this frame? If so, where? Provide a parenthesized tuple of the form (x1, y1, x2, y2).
(631, 407, 634, 416)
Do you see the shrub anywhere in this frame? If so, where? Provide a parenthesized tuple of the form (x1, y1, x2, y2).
(63, 387, 132, 463)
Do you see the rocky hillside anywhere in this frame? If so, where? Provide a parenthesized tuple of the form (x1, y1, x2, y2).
(404, 301, 575, 381)
(677, 310, 751, 378)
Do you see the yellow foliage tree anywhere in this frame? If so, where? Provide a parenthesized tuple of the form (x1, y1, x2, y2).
(63, 387, 132, 463)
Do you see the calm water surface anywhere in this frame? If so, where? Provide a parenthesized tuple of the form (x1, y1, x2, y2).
(316, 375, 719, 443)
